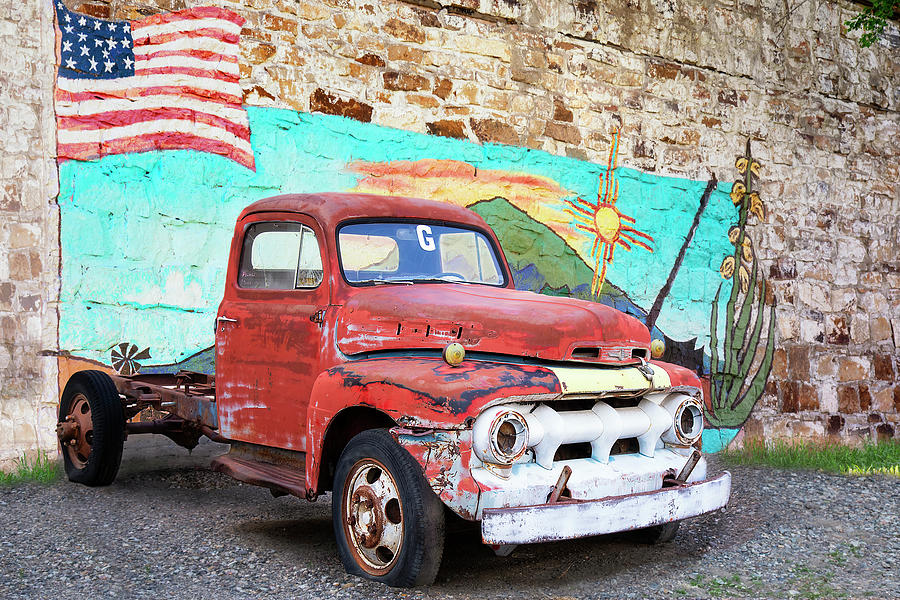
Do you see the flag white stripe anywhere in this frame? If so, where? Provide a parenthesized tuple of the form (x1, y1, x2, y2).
(136, 54, 239, 76)
(55, 95, 249, 123)
(57, 118, 252, 153)
(133, 36, 237, 57)
(131, 17, 241, 37)
(56, 7, 253, 168)
(58, 73, 242, 99)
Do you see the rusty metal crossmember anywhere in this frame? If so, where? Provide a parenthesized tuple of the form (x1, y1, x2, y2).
(663, 449, 702, 487)
(676, 449, 702, 482)
(547, 465, 573, 503)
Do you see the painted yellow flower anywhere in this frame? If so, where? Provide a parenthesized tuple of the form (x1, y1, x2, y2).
(730, 182, 746, 205)
(735, 157, 748, 174)
(742, 236, 753, 263)
(738, 265, 750, 293)
(748, 192, 765, 220)
(728, 226, 741, 244)
(720, 256, 735, 279)
(750, 161, 761, 177)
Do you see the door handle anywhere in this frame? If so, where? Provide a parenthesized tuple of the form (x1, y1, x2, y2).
(217, 315, 238, 324)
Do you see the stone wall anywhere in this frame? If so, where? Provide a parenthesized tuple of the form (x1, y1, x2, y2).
(0, 0, 61, 468)
(1, 0, 898, 467)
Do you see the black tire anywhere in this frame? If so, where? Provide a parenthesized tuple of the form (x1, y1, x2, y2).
(631, 521, 680, 544)
(332, 429, 445, 587)
(58, 370, 125, 486)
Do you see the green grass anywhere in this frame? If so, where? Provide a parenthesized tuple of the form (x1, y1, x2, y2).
(0, 451, 61, 485)
(789, 564, 847, 600)
(685, 573, 757, 597)
(722, 438, 900, 476)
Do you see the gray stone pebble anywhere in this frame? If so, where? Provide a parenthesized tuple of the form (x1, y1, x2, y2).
(1, 441, 897, 599)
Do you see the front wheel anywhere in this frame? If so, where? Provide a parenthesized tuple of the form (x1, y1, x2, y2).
(631, 521, 680, 544)
(332, 429, 445, 587)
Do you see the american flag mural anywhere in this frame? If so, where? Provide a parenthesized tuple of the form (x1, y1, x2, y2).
(54, 2, 254, 170)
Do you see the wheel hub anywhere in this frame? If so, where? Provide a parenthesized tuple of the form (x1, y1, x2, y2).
(56, 418, 80, 444)
(342, 459, 404, 573)
(350, 486, 383, 548)
(61, 394, 93, 468)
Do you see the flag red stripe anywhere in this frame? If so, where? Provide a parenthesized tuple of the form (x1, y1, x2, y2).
(133, 66, 238, 83)
(133, 28, 239, 46)
(57, 6, 253, 170)
(56, 85, 243, 106)
(59, 132, 254, 169)
(134, 49, 237, 64)
(130, 6, 245, 30)
(58, 107, 250, 140)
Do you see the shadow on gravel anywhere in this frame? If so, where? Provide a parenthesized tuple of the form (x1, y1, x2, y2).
(49, 435, 891, 598)
(434, 522, 729, 590)
(6, 432, 896, 600)
(235, 517, 336, 548)
(111, 437, 740, 592)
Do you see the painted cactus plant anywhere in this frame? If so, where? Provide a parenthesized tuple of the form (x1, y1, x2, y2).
(707, 140, 777, 428)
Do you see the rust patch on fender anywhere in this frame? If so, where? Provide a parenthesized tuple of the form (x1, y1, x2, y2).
(394, 428, 480, 520)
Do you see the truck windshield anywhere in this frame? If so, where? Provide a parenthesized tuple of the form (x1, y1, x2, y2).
(338, 222, 506, 286)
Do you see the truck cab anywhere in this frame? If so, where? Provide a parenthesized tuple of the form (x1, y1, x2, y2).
(57, 192, 730, 587)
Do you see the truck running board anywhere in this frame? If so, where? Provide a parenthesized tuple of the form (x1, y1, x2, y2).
(211, 455, 308, 499)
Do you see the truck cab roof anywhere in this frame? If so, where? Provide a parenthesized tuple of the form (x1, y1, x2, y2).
(239, 192, 492, 231)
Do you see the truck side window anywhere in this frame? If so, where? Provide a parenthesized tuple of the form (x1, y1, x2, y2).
(296, 227, 324, 288)
(238, 222, 323, 289)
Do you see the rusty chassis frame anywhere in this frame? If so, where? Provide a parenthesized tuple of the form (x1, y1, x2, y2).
(108, 370, 225, 449)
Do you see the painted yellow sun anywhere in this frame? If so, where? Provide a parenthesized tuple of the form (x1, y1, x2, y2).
(564, 130, 654, 296)
(594, 206, 621, 241)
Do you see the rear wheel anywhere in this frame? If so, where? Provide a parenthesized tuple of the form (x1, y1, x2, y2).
(57, 370, 125, 486)
(332, 429, 445, 587)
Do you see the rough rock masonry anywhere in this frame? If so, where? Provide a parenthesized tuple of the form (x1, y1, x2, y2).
(0, 0, 897, 468)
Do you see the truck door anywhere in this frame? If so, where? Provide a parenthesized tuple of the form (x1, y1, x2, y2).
(215, 212, 329, 451)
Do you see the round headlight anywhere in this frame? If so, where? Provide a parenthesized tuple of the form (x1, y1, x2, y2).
(661, 394, 704, 445)
(489, 411, 529, 463)
(673, 399, 703, 443)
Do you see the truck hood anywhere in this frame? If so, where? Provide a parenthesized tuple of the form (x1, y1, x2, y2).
(334, 284, 651, 365)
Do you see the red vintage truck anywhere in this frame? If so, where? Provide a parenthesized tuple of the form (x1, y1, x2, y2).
(57, 192, 731, 586)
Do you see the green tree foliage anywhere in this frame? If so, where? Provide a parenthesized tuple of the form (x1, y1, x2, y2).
(845, 0, 899, 47)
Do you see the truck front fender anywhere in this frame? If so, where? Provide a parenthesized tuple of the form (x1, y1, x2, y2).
(305, 356, 561, 494)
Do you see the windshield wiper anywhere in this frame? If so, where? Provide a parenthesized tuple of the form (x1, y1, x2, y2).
(413, 277, 470, 284)
(353, 278, 414, 285)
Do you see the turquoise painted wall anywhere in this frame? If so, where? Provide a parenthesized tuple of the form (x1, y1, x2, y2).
(59, 106, 737, 370)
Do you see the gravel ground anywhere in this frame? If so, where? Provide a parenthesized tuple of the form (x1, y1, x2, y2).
(1, 436, 897, 600)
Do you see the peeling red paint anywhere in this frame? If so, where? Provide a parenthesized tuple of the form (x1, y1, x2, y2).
(305, 357, 561, 493)
(336, 284, 651, 362)
(196, 193, 722, 519)
(651, 360, 702, 388)
(394, 429, 481, 520)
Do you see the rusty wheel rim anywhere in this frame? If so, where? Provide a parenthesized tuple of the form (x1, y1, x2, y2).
(342, 458, 404, 574)
(65, 394, 94, 469)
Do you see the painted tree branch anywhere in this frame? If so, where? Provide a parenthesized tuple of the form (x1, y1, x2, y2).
(645, 177, 717, 332)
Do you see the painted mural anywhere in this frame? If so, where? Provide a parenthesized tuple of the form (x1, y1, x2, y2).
(54, 5, 776, 452)
(706, 143, 776, 430)
(562, 131, 655, 298)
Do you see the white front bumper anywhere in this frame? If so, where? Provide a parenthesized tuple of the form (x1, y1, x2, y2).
(472, 449, 709, 517)
(481, 471, 731, 545)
